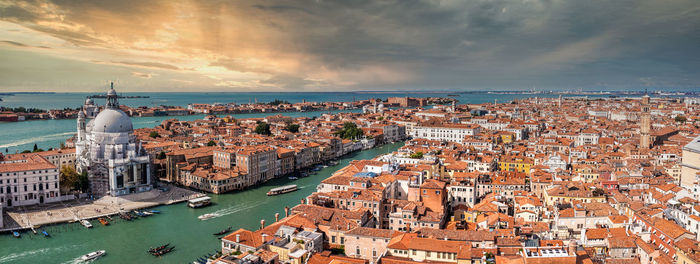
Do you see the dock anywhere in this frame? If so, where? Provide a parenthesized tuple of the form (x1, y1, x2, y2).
(0, 184, 204, 232)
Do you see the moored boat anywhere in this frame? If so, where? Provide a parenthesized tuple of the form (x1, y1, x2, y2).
(42, 230, 50, 237)
(80, 219, 93, 228)
(99, 217, 110, 226)
(149, 210, 161, 214)
(12, 231, 20, 238)
(288, 176, 298, 180)
(81, 250, 106, 261)
(267, 185, 298, 196)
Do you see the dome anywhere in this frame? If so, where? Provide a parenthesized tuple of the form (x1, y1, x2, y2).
(107, 88, 117, 96)
(92, 108, 133, 133)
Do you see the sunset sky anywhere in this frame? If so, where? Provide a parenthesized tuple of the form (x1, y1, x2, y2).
(0, 0, 699, 92)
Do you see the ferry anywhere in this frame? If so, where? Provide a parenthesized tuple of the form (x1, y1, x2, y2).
(80, 219, 93, 228)
(188, 196, 212, 208)
(267, 185, 298, 196)
(80, 250, 106, 261)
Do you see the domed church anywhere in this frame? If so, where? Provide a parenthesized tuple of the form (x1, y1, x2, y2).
(76, 83, 152, 196)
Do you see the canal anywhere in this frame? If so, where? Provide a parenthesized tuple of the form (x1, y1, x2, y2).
(0, 142, 404, 263)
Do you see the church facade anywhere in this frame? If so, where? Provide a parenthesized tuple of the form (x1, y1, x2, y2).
(75, 84, 152, 196)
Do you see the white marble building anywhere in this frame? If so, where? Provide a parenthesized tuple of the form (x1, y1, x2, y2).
(76, 84, 152, 196)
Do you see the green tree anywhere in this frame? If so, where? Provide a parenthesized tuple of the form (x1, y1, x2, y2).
(675, 115, 687, 123)
(207, 140, 217, 146)
(285, 123, 300, 133)
(33, 144, 38, 152)
(255, 122, 271, 136)
(156, 151, 166, 159)
(149, 131, 160, 138)
(60, 165, 79, 192)
(335, 122, 364, 140)
(76, 171, 90, 193)
(409, 151, 424, 159)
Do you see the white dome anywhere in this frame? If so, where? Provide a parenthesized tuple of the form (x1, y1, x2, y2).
(92, 108, 133, 133)
(107, 88, 117, 96)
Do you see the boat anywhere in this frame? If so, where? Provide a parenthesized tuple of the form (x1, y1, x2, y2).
(133, 210, 146, 217)
(152, 246, 175, 256)
(142, 210, 153, 216)
(149, 210, 161, 214)
(148, 243, 170, 253)
(213, 227, 232, 236)
(288, 176, 298, 180)
(119, 212, 132, 221)
(80, 219, 93, 228)
(188, 196, 212, 208)
(12, 231, 20, 238)
(267, 185, 298, 196)
(448, 94, 460, 97)
(98, 217, 110, 226)
(42, 230, 50, 237)
(198, 213, 219, 221)
(80, 250, 106, 261)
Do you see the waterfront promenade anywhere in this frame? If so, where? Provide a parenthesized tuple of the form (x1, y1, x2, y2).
(1, 184, 203, 232)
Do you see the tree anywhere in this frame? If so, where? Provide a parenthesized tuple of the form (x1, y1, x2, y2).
(156, 151, 166, 159)
(33, 144, 38, 152)
(255, 122, 271, 136)
(285, 123, 300, 133)
(409, 151, 424, 159)
(76, 171, 90, 193)
(149, 131, 160, 138)
(675, 115, 687, 123)
(60, 165, 80, 192)
(207, 140, 217, 146)
(335, 122, 364, 140)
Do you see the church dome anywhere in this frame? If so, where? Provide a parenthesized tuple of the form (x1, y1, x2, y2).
(92, 108, 133, 133)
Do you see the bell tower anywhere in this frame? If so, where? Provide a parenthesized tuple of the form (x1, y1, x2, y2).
(640, 94, 651, 149)
(106, 82, 119, 109)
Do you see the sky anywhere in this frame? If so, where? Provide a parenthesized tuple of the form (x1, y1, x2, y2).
(0, 0, 699, 92)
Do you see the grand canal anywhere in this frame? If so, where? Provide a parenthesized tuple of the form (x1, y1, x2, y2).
(0, 142, 403, 263)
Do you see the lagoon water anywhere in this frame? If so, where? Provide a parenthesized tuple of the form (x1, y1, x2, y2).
(0, 92, 599, 154)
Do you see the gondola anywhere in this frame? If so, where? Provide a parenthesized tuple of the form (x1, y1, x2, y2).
(148, 243, 170, 253)
(152, 246, 175, 256)
(212, 227, 232, 236)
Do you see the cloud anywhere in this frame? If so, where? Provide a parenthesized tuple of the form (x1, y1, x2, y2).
(0, 0, 699, 91)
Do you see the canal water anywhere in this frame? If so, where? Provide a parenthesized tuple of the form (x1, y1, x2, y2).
(0, 142, 404, 264)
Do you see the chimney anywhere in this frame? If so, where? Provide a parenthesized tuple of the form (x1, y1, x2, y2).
(285, 206, 290, 217)
(275, 213, 280, 222)
(236, 234, 240, 243)
(260, 219, 266, 230)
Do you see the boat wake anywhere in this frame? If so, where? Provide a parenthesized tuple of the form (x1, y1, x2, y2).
(206, 200, 267, 220)
(0, 131, 75, 148)
(0, 244, 81, 263)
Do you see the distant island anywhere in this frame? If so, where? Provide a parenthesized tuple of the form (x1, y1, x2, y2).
(89, 94, 150, 99)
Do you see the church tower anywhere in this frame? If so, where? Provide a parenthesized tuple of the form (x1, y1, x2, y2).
(640, 94, 651, 149)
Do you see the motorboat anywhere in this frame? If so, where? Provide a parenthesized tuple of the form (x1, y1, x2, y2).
(188, 197, 212, 208)
(42, 230, 50, 237)
(12, 231, 20, 238)
(80, 219, 93, 228)
(198, 213, 219, 220)
(149, 210, 161, 214)
(98, 217, 110, 226)
(267, 185, 298, 196)
(80, 250, 106, 261)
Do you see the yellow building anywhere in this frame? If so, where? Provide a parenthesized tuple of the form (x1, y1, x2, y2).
(498, 156, 533, 173)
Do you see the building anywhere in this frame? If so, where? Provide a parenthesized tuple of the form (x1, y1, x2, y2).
(681, 135, 700, 188)
(640, 95, 652, 149)
(0, 154, 61, 207)
(75, 83, 153, 196)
